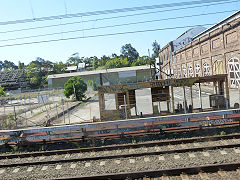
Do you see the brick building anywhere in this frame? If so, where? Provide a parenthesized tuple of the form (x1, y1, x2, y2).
(158, 10, 240, 88)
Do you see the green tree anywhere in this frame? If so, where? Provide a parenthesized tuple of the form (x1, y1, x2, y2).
(24, 62, 42, 88)
(0, 86, 6, 97)
(53, 61, 66, 74)
(18, 61, 25, 69)
(152, 40, 161, 58)
(120, 43, 139, 62)
(64, 77, 87, 101)
(67, 53, 83, 65)
(105, 57, 130, 69)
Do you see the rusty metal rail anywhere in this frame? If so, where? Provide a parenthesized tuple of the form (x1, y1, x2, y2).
(0, 108, 240, 144)
(52, 162, 240, 180)
(1, 133, 240, 160)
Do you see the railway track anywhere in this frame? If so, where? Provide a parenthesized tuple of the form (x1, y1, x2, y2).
(52, 162, 240, 180)
(1, 134, 240, 179)
(1, 133, 240, 160)
(1, 133, 240, 165)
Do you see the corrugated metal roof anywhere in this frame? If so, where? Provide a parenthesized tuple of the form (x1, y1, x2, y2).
(48, 65, 151, 79)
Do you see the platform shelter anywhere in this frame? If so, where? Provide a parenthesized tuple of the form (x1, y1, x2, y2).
(98, 74, 229, 121)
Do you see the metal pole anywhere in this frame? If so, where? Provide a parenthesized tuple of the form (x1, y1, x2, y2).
(190, 86, 194, 109)
(171, 86, 175, 114)
(14, 105, 17, 129)
(62, 98, 65, 124)
(24, 96, 27, 126)
(67, 101, 70, 124)
(183, 86, 187, 113)
(225, 77, 230, 109)
(56, 104, 59, 119)
(123, 95, 127, 120)
(73, 84, 76, 100)
(199, 83, 203, 110)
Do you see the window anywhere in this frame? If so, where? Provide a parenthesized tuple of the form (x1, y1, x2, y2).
(229, 57, 240, 88)
(178, 66, 182, 78)
(195, 64, 201, 77)
(188, 64, 193, 77)
(182, 65, 187, 78)
(203, 62, 210, 76)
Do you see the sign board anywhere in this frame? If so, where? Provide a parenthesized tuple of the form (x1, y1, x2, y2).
(173, 26, 206, 52)
(98, 77, 198, 93)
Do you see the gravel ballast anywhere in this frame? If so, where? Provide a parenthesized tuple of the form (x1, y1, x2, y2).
(1, 147, 240, 179)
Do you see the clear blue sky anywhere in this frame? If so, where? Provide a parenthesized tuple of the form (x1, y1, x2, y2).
(0, 0, 238, 65)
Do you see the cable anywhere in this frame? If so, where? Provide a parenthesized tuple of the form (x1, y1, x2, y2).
(0, 23, 216, 48)
(0, 0, 237, 34)
(0, 0, 234, 25)
(0, 10, 236, 42)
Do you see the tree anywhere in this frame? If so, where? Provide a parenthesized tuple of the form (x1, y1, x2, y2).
(152, 40, 161, 58)
(120, 43, 139, 62)
(18, 61, 25, 69)
(53, 61, 66, 74)
(64, 77, 87, 101)
(67, 53, 83, 65)
(0, 86, 6, 97)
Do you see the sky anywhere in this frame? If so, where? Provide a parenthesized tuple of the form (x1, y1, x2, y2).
(0, 0, 239, 65)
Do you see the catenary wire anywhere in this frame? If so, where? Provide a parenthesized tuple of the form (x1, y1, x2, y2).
(0, 0, 237, 34)
(0, 10, 236, 43)
(0, 0, 234, 25)
(0, 23, 216, 48)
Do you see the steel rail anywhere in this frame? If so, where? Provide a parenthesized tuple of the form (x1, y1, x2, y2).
(1, 133, 240, 160)
(1, 142, 240, 168)
(51, 162, 240, 180)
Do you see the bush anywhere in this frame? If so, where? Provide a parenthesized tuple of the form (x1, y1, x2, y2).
(0, 86, 6, 97)
(220, 131, 226, 135)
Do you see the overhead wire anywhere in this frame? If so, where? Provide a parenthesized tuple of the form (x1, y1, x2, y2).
(0, 0, 234, 25)
(0, 0, 237, 34)
(0, 23, 216, 48)
(0, 10, 236, 42)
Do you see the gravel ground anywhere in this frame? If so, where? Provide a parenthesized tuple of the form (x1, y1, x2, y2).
(1, 147, 240, 179)
(170, 170, 240, 180)
(2, 138, 240, 166)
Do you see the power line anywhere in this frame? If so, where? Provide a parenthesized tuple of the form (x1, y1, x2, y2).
(0, 23, 216, 48)
(0, 0, 237, 34)
(0, 10, 236, 43)
(0, 0, 234, 25)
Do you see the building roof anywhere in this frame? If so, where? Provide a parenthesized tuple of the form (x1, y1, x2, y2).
(48, 65, 151, 79)
(193, 10, 240, 39)
(66, 66, 77, 71)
